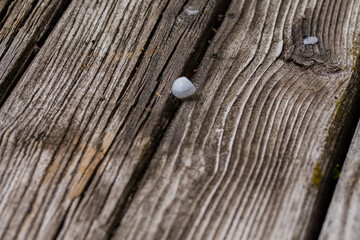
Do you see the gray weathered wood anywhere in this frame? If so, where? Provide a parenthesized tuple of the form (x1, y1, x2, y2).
(319, 120, 360, 240)
(0, 0, 229, 239)
(0, 0, 69, 104)
(113, 0, 360, 239)
(1, 0, 360, 239)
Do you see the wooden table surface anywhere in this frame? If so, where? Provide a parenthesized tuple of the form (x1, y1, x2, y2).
(0, 0, 360, 239)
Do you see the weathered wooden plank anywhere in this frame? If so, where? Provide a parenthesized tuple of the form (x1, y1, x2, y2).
(0, 0, 229, 239)
(0, 0, 70, 104)
(319, 119, 360, 240)
(0, 0, 12, 16)
(113, 0, 360, 239)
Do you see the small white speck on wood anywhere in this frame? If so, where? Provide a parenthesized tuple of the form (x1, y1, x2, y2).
(185, 7, 199, 16)
(171, 77, 196, 99)
(303, 36, 318, 45)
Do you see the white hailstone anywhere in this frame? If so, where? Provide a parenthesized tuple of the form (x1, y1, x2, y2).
(185, 7, 199, 16)
(303, 36, 318, 45)
(171, 77, 196, 99)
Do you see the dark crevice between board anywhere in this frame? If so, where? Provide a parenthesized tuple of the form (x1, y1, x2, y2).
(0, 0, 72, 108)
(0, 0, 15, 30)
(0, 0, 40, 54)
(306, 55, 360, 240)
(105, 0, 233, 239)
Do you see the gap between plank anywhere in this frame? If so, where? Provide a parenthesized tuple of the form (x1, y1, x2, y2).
(0, 0, 72, 108)
(0, 0, 15, 30)
(308, 55, 360, 240)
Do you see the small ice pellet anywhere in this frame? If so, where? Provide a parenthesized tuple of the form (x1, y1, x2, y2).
(185, 7, 199, 16)
(303, 36, 318, 45)
(171, 77, 196, 99)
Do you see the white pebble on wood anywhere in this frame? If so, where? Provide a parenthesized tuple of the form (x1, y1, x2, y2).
(171, 77, 196, 99)
(303, 36, 318, 45)
(185, 7, 199, 16)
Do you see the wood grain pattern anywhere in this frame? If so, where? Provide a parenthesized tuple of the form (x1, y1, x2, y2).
(319, 120, 360, 240)
(0, 0, 229, 239)
(1, 0, 360, 239)
(114, 0, 360, 239)
(0, 0, 70, 104)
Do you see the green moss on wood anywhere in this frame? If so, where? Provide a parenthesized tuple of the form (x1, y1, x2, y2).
(332, 164, 341, 180)
(312, 161, 323, 187)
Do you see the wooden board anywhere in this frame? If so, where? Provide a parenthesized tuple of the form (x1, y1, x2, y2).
(114, 0, 360, 239)
(0, 0, 360, 240)
(0, 0, 230, 239)
(319, 120, 360, 240)
(0, 0, 70, 105)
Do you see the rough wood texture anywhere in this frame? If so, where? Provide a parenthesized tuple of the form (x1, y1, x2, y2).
(0, 0, 228, 239)
(319, 120, 360, 240)
(1, 0, 360, 239)
(0, 0, 70, 104)
(114, 0, 360, 239)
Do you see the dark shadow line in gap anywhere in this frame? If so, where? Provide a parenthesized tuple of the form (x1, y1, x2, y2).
(307, 55, 360, 240)
(0, 0, 72, 108)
